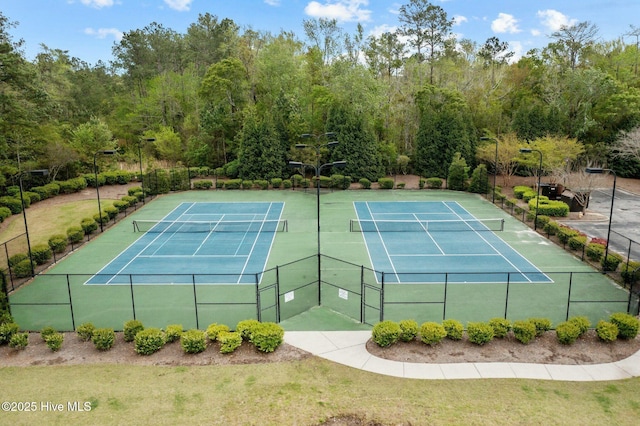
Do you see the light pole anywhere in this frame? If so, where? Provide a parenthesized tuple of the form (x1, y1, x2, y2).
(585, 167, 617, 267)
(480, 137, 499, 203)
(138, 138, 155, 204)
(94, 149, 118, 232)
(16, 170, 49, 277)
(520, 148, 543, 230)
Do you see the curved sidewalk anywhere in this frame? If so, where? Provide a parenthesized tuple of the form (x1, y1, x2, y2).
(284, 331, 640, 381)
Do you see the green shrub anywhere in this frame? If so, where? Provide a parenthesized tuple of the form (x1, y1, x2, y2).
(586, 243, 605, 262)
(529, 318, 552, 336)
(557, 226, 580, 244)
(45, 332, 64, 352)
(192, 179, 213, 190)
(80, 218, 98, 235)
(236, 319, 261, 341)
(165, 324, 183, 343)
(425, 177, 443, 189)
(255, 179, 269, 190)
(30, 186, 50, 200)
(0, 322, 19, 344)
(512, 320, 537, 344)
(535, 215, 550, 229)
(522, 191, 540, 203)
(555, 321, 581, 345)
(134, 328, 166, 355)
(40, 326, 57, 341)
(568, 316, 590, 336)
(359, 178, 371, 189)
(398, 319, 419, 342)
(9, 332, 28, 349)
(609, 312, 640, 339)
(181, 329, 207, 354)
(103, 205, 119, 220)
(31, 243, 52, 265)
(206, 323, 230, 342)
(513, 186, 531, 199)
(128, 186, 142, 196)
(596, 320, 619, 342)
(218, 331, 242, 354)
(58, 177, 87, 194)
(241, 180, 253, 189)
(466, 322, 494, 345)
(13, 259, 34, 278)
(330, 174, 351, 190)
(282, 179, 292, 189)
(396, 182, 405, 189)
(48, 234, 68, 253)
(442, 319, 464, 340)
(92, 328, 115, 351)
(121, 195, 138, 207)
(378, 178, 394, 189)
(371, 320, 401, 347)
(271, 178, 282, 188)
(568, 235, 587, 251)
(8, 253, 28, 268)
(67, 226, 84, 243)
(300, 178, 311, 188)
(123, 319, 144, 342)
(488, 318, 512, 338)
(113, 200, 129, 212)
(419, 322, 447, 346)
(601, 252, 624, 272)
(224, 179, 242, 190)
(43, 183, 60, 197)
(76, 322, 95, 341)
(530, 198, 570, 217)
(418, 178, 425, 189)
(543, 221, 560, 236)
(621, 260, 640, 285)
(250, 322, 284, 353)
(0, 196, 22, 214)
(0, 206, 12, 222)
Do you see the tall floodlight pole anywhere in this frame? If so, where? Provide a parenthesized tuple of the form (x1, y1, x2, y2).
(585, 167, 617, 269)
(519, 148, 543, 230)
(138, 138, 155, 204)
(94, 150, 118, 232)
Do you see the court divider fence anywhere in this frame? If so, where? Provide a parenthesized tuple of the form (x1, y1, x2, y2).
(7, 254, 640, 331)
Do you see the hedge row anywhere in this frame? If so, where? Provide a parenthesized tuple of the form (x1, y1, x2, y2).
(371, 314, 639, 348)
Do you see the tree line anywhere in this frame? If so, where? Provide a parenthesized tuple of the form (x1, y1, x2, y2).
(1, 0, 640, 190)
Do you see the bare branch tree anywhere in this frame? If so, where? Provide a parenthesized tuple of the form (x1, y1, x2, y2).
(611, 127, 640, 161)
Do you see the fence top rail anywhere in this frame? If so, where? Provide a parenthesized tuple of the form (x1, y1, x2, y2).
(611, 229, 640, 246)
(0, 232, 27, 246)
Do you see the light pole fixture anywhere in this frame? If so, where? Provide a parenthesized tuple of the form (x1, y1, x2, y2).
(519, 147, 543, 230)
(16, 169, 49, 277)
(480, 137, 499, 203)
(138, 138, 155, 204)
(585, 167, 617, 267)
(94, 149, 118, 232)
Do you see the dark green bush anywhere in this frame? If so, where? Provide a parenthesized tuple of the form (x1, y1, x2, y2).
(568, 316, 590, 336)
(76, 322, 95, 341)
(192, 180, 213, 190)
(92, 328, 115, 351)
(255, 179, 269, 190)
(218, 331, 242, 354)
(121, 195, 138, 207)
(371, 320, 401, 347)
(93, 211, 110, 225)
(556, 321, 581, 345)
(568, 235, 587, 251)
(48, 234, 68, 253)
(586, 243, 605, 262)
(13, 259, 33, 278)
(0, 196, 22, 214)
(128, 186, 142, 196)
(165, 324, 183, 343)
(535, 215, 550, 229)
(134, 328, 166, 355)
(513, 186, 530, 199)
(359, 178, 371, 189)
(557, 226, 580, 244)
(596, 320, 618, 342)
(224, 179, 242, 190)
(488, 318, 512, 338)
(103, 205, 119, 220)
(0, 322, 19, 344)
(609, 312, 640, 339)
(123, 319, 144, 342)
(621, 260, 640, 285)
(0, 206, 11, 222)
(601, 252, 624, 272)
(8, 253, 28, 268)
(241, 180, 254, 189)
(522, 191, 540, 203)
(468, 164, 489, 194)
(426, 177, 443, 189)
(250, 322, 284, 353)
(9, 332, 28, 349)
(271, 178, 282, 188)
(378, 178, 394, 189)
(529, 318, 552, 336)
(67, 226, 84, 243)
(330, 174, 351, 190)
(419, 322, 447, 346)
(41, 326, 57, 341)
(543, 221, 560, 236)
(31, 244, 52, 265)
(442, 319, 464, 340)
(45, 332, 64, 352)
(58, 177, 87, 194)
(206, 323, 230, 342)
(23, 191, 40, 204)
(43, 183, 60, 197)
(398, 319, 419, 342)
(530, 199, 570, 217)
(512, 320, 537, 344)
(466, 322, 494, 345)
(282, 179, 292, 189)
(113, 200, 129, 212)
(418, 178, 425, 189)
(81, 218, 98, 235)
(236, 319, 261, 341)
(181, 329, 207, 354)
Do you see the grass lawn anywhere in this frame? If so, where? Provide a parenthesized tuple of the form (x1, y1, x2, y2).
(1, 360, 639, 425)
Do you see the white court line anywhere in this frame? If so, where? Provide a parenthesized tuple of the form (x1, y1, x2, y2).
(237, 203, 275, 283)
(413, 213, 445, 255)
(193, 214, 225, 255)
(365, 201, 400, 282)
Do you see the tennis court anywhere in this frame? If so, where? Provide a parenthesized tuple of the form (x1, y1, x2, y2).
(353, 201, 552, 284)
(87, 201, 285, 285)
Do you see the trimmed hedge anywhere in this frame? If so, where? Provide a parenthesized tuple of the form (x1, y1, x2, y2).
(602, 252, 624, 272)
(586, 243, 605, 262)
(529, 318, 552, 336)
(419, 322, 447, 346)
(206, 323, 230, 342)
(81, 218, 98, 235)
(134, 328, 166, 355)
(67, 226, 84, 243)
(181, 329, 207, 354)
(45, 332, 64, 352)
(76, 323, 95, 341)
(442, 319, 464, 340)
(596, 320, 618, 342)
(0, 196, 22, 214)
(31, 244, 52, 265)
(568, 235, 587, 251)
(0, 206, 11, 222)
(425, 177, 443, 189)
(48, 234, 68, 254)
(0, 322, 19, 344)
(236, 319, 261, 341)
(488, 318, 511, 338)
(529, 197, 570, 217)
(609, 313, 639, 339)
(13, 259, 33, 278)
(192, 179, 213, 190)
(165, 324, 183, 343)
(218, 331, 242, 354)
(92, 328, 115, 351)
(372, 320, 401, 347)
(123, 319, 144, 342)
(9, 332, 28, 349)
(556, 321, 581, 345)
(466, 322, 494, 345)
(250, 322, 284, 353)
(224, 179, 242, 190)
(512, 320, 536, 344)
(378, 178, 394, 189)
(398, 319, 419, 342)
(359, 178, 371, 189)
(557, 226, 580, 244)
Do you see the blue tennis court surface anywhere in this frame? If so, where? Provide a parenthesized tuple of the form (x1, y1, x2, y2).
(87, 202, 284, 285)
(354, 201, 552, 284)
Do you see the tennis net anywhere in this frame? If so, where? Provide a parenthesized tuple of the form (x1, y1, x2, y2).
(133, 219, 288, 233)
(350, 218, 504, 232)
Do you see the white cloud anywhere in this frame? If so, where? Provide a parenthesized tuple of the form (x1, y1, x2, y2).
(531, 29, 542, 37)
(264, 0, 281, 5)
(80, 0, 115, 8)
(164, 0, 192, 12)
(84, 27, 123, 42)
(369, 24, 398, 38)
(537, 9, 578, 32)
(491, 13, 521, 34)
(304, 0, 372, 22)
(508, 41, 524, 63)
(453, 15, 468, 26)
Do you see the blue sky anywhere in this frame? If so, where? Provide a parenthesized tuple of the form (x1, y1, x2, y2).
(1, 0, 638, 65)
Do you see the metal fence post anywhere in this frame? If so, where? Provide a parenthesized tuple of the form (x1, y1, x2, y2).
(380, 272, 385, 322)
(504, 273, 511, 319)
(275, 266, 280, 323)
(66, 274, 76, 330)
(443, 273, 448, 320)
(255, 273, 261, 322)
(566, 272, 573, 321)
(129, 274, 136, 320)
(192, 274, 199, 329)
(360, 266, 364, 323)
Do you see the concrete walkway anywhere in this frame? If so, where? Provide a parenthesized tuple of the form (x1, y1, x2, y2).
(284, 331, 640, 381)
